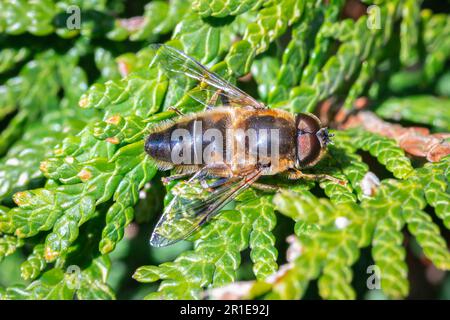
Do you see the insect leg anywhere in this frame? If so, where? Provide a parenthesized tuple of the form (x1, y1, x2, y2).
(168, 106, 184, 116)
(163, 166, 214, 186)
(287, 169, 346, 185)
(206, 89, 226, 110)
(202, 177, 230, 189)
(161, 172, 193, 185)
(251, 182, 281, 193)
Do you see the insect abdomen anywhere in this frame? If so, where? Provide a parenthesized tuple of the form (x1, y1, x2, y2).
(145, 110, 232, 169)
(145, 127, 172, 164)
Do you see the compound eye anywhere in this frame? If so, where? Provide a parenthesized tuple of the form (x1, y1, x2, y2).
(297, 133, 322, 167)
(296, 113, 321, 133)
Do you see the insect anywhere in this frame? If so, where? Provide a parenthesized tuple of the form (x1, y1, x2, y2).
(146, 44, 343, 247)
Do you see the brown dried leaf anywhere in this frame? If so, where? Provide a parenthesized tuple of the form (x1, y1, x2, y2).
(342, 111, 450, 162)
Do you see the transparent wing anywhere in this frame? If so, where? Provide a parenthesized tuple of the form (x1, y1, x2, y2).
(150, 170, 261, 247)
(150, 44, 264, 109)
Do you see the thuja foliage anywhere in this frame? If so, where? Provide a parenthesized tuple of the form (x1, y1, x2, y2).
(0, 0, 449, 300)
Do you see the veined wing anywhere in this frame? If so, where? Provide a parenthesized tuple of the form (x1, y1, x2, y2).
(150, 170, 262, 247)
(150, 44, 264, 109)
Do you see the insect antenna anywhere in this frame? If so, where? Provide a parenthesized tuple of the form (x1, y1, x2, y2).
(316, 128, 333, 146)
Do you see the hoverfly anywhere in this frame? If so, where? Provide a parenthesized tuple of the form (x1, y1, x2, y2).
(146, 44, 342, 247)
